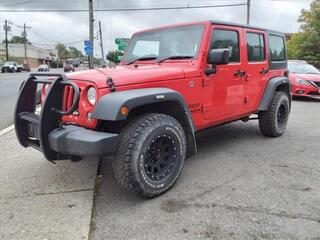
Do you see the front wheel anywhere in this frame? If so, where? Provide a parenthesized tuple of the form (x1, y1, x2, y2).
(259, 91, 290, 137)
(113, 113, 187, 198)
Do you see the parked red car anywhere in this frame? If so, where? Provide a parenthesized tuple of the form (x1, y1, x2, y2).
(64, 64, 75, 72)
(288, 60, 320, 99)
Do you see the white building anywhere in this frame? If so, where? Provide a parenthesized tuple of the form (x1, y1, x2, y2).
(0, 43, 58, 68)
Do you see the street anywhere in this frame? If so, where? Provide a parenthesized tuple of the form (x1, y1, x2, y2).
(0, 69, 69, 130)
(0, 99, 319, 239)
(0, 72, 26, 130)
(1, 0, 320, 239)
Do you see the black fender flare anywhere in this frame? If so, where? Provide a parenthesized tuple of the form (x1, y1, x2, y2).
(92, 87, 197, 156)
(258, 76, 291, 111)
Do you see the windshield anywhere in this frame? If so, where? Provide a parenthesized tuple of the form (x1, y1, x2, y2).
(288, 62, 320, 74)
(123, 24, 205, 63)
(5, 61, 15, 65)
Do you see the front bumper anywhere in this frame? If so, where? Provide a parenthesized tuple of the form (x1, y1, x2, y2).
(49, 125, 119, 157)
(292, 84, 320, 99)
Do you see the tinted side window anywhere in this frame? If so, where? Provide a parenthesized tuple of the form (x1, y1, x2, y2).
(211, 30, 240, 62)
(269, 35, 285, 61)
(246, 33, 265, 61)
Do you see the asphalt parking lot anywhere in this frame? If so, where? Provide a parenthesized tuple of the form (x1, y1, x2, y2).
(0, 99, 319, 240)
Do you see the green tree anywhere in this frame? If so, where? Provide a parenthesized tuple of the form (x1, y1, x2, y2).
(55, 43, 84, 60)
(2, 35, 31, 44)
(106, 50, 123, 64)
(55, 43, 70, 60)
(69, 46, 83, 58)
(287, 0, 320, 66)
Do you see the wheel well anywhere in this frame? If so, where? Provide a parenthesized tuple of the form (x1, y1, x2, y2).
(275, 83, 290, 97)
(128, 101, 196, 158)
(275, 83, 291, 109)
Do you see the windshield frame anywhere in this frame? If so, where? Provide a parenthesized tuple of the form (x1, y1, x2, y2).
(288, 62, 320, 74)
(122, 23, 206, 64)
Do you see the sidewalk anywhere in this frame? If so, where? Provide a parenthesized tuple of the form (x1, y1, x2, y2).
(0, 130, 99, 240)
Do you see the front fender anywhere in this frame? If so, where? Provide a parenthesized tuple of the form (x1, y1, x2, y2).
(92, 88, 191, 123)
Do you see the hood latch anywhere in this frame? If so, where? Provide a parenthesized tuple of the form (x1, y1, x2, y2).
(106, 76, 116, 92)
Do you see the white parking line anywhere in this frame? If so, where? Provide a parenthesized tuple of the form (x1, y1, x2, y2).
(0, 124, 14, 137)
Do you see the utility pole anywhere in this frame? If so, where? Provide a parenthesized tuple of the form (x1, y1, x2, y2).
(18, 23, 31, 64)
(4, 20, 9, 60)
(98, 21, 105, 63)
(89, 0, 94, 69)
(247, 0, 251, 25)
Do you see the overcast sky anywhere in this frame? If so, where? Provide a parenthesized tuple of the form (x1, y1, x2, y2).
(0, 0, 313, 58)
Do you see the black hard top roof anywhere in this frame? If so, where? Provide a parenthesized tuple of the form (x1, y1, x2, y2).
(211, 20, 284, 35)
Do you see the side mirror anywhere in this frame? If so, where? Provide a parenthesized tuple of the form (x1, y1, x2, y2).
(208, 49, 230, 65)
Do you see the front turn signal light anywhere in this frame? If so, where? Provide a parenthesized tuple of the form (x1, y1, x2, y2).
(120, 106, 129, 115)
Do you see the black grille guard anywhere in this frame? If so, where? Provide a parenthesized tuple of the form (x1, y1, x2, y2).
(14, 73, 80, 161)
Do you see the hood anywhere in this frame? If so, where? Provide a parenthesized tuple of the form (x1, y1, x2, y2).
(67, 64, 199, 88)
(292, 73, 320, 82)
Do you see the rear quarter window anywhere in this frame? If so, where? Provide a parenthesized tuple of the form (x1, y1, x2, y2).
(269, 35, 285, 62)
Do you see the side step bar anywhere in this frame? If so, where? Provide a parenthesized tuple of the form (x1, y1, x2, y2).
(14, 73, 80, 161)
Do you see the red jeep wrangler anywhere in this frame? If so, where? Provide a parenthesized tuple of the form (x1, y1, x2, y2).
(15, 21, 291, 198)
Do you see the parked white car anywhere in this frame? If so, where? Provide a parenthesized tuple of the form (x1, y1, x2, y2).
(38, 64, 50, 72)
(1, 61, 22, 73)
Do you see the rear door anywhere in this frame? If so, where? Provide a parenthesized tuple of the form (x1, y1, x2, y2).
(203, 26, 246, 121)
(243, 29, 269, 110)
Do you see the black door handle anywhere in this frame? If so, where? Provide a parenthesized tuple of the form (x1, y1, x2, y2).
(234, 70, 246, 77)
(260, 68, 269, 74)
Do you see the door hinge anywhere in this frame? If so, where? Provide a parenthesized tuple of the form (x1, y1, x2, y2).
(244, 97, 248, 104)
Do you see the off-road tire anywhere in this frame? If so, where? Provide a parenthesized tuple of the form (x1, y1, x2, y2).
(113, 113, 187, 198)
(259, 91, 290, 137)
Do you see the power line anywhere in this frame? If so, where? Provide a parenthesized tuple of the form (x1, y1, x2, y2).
(0, 3, 246, 12)
(2, 0, 43, 7)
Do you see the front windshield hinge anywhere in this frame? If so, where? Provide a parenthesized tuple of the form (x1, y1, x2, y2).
(106, 76, 116, 92)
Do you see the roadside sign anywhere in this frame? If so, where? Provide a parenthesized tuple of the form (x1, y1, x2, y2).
(115, 38, 129, 45)
(84, 40, 93, 55)
(84, 40, 92, 47)
(115, 37, 129, 51)
(118, 45, 125, 51)
(84, 46, 93, 55)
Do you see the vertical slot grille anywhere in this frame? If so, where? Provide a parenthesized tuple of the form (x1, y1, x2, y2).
(63, 86, 74, 111)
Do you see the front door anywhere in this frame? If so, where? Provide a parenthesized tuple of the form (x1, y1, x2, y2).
(203, 26, 246, 122)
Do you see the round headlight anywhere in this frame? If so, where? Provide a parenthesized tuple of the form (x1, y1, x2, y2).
(87, 87, 97, 105)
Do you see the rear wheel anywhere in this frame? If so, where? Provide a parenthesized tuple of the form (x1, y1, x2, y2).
(259, 91, 290, 137)
(113, 113, 186, 198)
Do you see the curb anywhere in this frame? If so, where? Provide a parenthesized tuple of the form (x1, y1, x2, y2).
(0, 125, 14, 137)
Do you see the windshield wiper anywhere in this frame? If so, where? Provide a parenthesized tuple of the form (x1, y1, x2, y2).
(157, 55, 194, 63)
(125, 56, 157, 65)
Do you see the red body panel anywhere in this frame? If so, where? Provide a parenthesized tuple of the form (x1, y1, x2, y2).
(54, 21, 285, 131)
